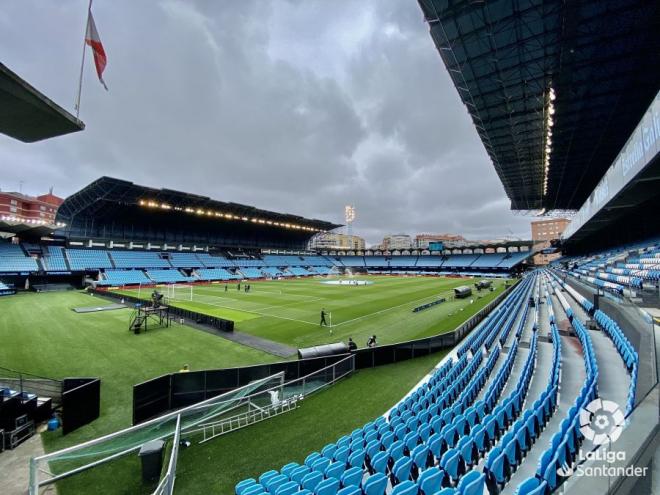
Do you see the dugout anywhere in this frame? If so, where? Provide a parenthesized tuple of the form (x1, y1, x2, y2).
(454, 286, 472, 299)
(475, 280, 492, 290)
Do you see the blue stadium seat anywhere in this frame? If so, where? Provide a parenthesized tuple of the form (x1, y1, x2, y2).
(314, 476, 340, 495)
(417, 467, 443, 495)
(362, 473, 387, 495)
(340, 466, 362, 488)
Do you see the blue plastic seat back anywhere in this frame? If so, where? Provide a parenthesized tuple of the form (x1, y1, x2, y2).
(305, 453, 322, 468)
(280, 463, 299, 480)
(315, 476, 340, 495)
(514, 477, 539, 495)
(363, 472, 388, 495)
(366, 439, 381, 459)
(381, 431, 395, 449)
(391, 480, 416, 495)
(457, 470, 484, 495)
(325, 461, 345, 481)
(411, 443, 429, 470)
(337, 486, 361, 495)
(236, 478, 257, 495)
(242, 486, 266, 495)
(389, 440, 405, 462)
(302, 471, 324, 491)
(322, 444, 337, 460)
(334, 446, 350, 463)
(404, 431, 419, 452)
(348, 449, 365, 469)
(340, 466, 363, 488)
(392, 456, 413, 484)
(312, 457, 331, 474)
(371, 451, 389, 474)
(428, 432, 442, 458)
(439, 448, 460, 480)
(265, 474, 288, 494)
(417, 467, 442, 495)
(290, 465, 310, 483)
(274, 481, 299, 495)
(259, 470, 279, 486)
(435, 487, 457, 495)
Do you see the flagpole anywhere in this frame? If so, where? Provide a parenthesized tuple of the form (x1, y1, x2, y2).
(75, 0, 93, 118)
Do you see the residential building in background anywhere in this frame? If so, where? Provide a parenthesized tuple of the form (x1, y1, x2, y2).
(309, 232, 365, 251)
(381, 234, 413, 251)
(0, 188, 63, 224)
(531, 218, 570, 265)
(414, 233, 465, 249)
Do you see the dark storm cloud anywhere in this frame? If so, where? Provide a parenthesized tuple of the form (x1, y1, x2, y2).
(0, 0, 532, 244)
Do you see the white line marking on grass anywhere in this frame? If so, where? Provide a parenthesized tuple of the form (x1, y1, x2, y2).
(186, 295, 319, 326)
(252, 297, 323, 312)
(331, 290, 454, 328)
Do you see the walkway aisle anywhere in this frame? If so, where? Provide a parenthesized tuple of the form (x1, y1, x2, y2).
(562, 287, 630, 409)
(503, 291, 587, 493)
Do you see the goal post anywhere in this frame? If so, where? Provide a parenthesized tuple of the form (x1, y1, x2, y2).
(167, 284, 193, 301)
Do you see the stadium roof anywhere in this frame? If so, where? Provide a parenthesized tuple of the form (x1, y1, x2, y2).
(418, 0, 660, 211)
(57, 177, 341, 233)
(0, 63, 84, 142)
(0, 218, 65, 238)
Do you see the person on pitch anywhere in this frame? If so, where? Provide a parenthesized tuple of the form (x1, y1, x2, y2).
(320, 308, 328, 326)
(347, 337, 357, 351)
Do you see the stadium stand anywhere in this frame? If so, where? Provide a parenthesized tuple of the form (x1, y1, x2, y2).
(196, 253, 235, 268)
(146, 269, 195, 283)
(234, 267, 639, 495)
(337, 256, 366, 267)
(168, 252, 204, 268)
(41, 246, 69, 272)
(262, 267, 285, 278)
(235, 258, 266, 267)
(263, 255, 304, 266)
(109, 250, 171, 269)
(98, 269, 150, 286)
(239, 267, 265, 279)
(287, 267, 312, 277)
(196, 268, 240, 281)
(0, 242, 39, 273)
(65, 249, 113, 270)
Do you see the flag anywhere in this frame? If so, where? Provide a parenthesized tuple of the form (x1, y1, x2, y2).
(85, 9, 108, 90)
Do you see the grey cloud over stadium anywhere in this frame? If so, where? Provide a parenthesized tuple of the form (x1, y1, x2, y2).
(0, 0, 532, 244)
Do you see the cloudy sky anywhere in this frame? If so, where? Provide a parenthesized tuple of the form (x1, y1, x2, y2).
(0, 0, 532, 244)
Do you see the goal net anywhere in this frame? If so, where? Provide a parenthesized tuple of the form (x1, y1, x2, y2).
(166, 284, 194, 301)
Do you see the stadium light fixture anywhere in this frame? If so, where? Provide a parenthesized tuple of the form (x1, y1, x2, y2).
(137, 198, 323, 232)
(542, 86, 556, 198)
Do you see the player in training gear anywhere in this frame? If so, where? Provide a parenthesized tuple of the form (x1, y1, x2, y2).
(320, 308, 328, 326)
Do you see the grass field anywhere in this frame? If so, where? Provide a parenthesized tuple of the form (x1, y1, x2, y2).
(115, 275, 509, 349)
(0, 291, 273, 452)
(0, 275, 508, 494)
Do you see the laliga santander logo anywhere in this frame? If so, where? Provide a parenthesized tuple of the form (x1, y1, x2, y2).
(579, 398, 625, 446)
(557, 398, 626, 478)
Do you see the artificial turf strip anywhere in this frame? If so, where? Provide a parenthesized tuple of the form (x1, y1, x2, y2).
(0, 291, 273, 455)
(117, 275, 509, 349)
(172, 351, 447, 495)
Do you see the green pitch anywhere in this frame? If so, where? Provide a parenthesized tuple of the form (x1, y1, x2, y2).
(115, 275, 509, 349)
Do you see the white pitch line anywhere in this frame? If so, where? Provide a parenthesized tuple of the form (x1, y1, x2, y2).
(252, 296, 323, 312)
(186, 295, 319, 326)
(331, 289, 454, 328)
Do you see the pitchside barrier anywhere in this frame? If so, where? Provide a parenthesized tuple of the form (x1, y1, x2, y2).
(133, 354, 351, 424)
(132, 280, 518, 424)
(94, 288, 235, 332)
